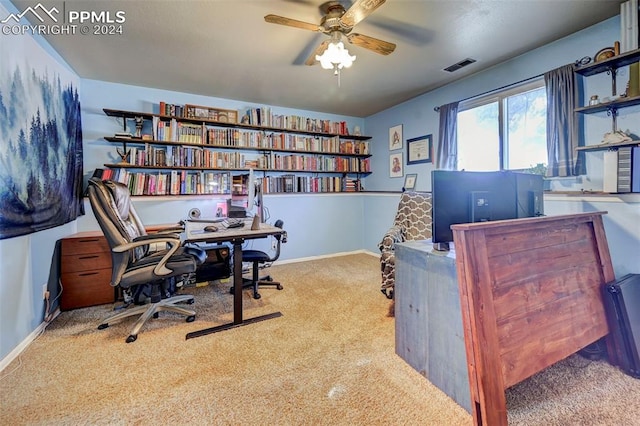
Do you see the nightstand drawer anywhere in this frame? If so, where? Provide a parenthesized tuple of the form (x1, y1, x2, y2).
(61, 252, 112, 273)
(60, 269, 115, 310)
(61, 237, 110, 255)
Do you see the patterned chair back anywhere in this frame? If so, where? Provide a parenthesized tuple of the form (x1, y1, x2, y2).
(379, 191, 433, 300)
(393, 191, 433, 240)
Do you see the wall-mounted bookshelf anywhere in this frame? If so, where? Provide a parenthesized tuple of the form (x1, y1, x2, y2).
(101, 106, 372, 196)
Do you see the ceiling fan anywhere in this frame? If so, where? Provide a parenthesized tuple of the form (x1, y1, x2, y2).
(265, 0, 396, 70)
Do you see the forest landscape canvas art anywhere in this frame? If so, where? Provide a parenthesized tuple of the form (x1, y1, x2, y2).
(0, 10, 83, 240)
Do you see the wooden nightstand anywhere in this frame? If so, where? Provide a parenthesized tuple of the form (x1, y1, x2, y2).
(60, 231, 115, 310)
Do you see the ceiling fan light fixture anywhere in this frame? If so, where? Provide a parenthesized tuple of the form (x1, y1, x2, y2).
(316, 41, 356, 71)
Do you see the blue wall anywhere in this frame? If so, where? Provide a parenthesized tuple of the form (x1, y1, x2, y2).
(361, 15, 640, 277)
(2, 3, 639, 366)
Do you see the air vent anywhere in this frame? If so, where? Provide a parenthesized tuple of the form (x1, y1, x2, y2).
(443, 58, 477, 72)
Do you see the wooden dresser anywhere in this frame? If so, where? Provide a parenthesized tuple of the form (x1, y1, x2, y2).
(451, 212, 615, 426)
(59, 224, 179, 310)
(60, 231, 115, 311)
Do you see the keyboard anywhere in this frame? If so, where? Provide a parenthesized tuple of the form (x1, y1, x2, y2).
(188, 217, 224, 223)
(221, 218, 244, 229)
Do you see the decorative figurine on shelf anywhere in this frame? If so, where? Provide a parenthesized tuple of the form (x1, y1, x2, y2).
(134, 116, 143, 138)
(602, 130, 632, 145)
(116, 141, 130, 164)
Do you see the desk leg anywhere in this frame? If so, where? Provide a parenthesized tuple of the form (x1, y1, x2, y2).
(232, 240, 243, 324)
(185, 239, 282, 340)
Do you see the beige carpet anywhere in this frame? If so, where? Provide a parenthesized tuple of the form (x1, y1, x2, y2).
(1, 253, 639, 425)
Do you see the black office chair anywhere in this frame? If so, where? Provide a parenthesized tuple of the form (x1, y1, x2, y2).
(231, 219, 287, 299)
(87, 178, 206, 343)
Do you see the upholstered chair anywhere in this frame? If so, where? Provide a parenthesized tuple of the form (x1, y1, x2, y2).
(379, 192, 432, 298)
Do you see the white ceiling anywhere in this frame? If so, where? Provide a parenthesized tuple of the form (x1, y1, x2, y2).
(9, 0, 623, 117)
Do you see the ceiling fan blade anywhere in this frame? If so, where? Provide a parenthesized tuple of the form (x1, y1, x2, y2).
(347, 33, 396, 55)
(340, 0, 386, 28)
(264, 14, 322, 32)
(305, 41, 330, 65)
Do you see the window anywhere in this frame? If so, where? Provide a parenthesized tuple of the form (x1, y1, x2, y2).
(457, 79, 547, 172)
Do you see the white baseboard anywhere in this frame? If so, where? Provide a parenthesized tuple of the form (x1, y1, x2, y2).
(274, 249, 379, 265)
(0, 309, 60, 373)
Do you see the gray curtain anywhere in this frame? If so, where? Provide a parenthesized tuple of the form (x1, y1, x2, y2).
(436, 101, 459, 170)
(544, 64, 584, 177)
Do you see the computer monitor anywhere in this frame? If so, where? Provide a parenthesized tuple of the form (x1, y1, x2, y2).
(431, 170, 543, 248)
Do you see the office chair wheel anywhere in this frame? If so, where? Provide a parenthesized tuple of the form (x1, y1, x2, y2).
(126, 335, 137, 343)
(229, 286, 235, 294)
(186, 315, 195, 323)
(97, 323, 109, 330)
(253, 292, 261, 300)
(153, 312, 159, 319)
(276, 284, 283, 290)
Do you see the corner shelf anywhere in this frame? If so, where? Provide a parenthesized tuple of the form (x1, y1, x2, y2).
(574, 48, 640, 77)
(574, 94, 640, 114)
(575, 140, 640, 152)
(574, 48, 640, 132)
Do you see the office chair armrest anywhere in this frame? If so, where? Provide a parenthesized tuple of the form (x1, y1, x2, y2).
(133, 233, 181, 242)
(112, 236, 182, 276)
(149, 223, 185, 234)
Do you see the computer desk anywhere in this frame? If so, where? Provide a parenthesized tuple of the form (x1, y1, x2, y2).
(182, 219, 285, 339)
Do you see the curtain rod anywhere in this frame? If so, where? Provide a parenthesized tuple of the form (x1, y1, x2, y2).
(433, 72, 544, 112)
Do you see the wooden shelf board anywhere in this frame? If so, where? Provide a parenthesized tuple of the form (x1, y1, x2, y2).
(576, 140, 640, 152)
(103, 137, 371, 158)
(574, 48, 640, 76)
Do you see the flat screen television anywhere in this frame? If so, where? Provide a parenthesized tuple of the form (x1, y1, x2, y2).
(431, 170, 544, 247)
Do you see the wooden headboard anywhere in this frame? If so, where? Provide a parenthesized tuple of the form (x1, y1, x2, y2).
(451, 212, 615, 426)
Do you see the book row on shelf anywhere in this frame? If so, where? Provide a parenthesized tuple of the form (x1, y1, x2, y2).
(124, 145, 371, 173)
(148, 117, 369, 154)
(260, 175, 362, 193)
(96, 168, 362, 195)
(99, 169, 231, 196)
(242, 106, 351, 135)
(267, 154, 370, 173)
(206, 129, 369, 155)
(158, 101, 354, 136)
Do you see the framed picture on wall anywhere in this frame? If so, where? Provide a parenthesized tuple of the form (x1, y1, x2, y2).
(404, 173, 417, 190)
(390, 152, 403, 178)
(389, 124, 402, 150)
(406, 134, 432, 164)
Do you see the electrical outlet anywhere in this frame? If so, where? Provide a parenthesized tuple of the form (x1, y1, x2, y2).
(42, 283, 48, 300)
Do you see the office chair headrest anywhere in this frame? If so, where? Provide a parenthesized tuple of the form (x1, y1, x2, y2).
(103, 180, 135, 221)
